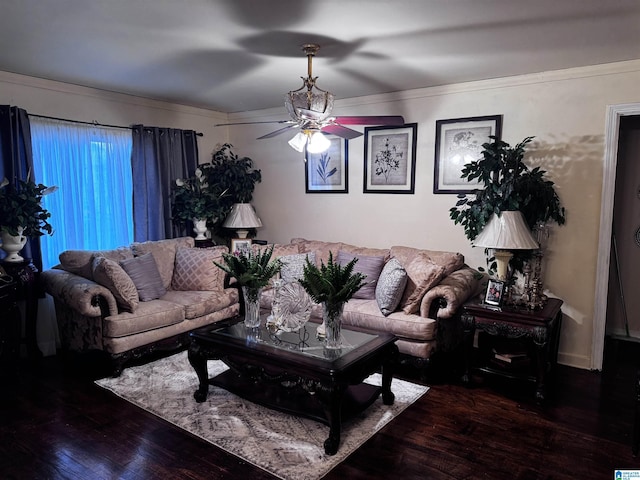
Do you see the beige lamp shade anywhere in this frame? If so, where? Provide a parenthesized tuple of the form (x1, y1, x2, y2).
(223, 203, 262, 238)
(473, 211, 538, 281)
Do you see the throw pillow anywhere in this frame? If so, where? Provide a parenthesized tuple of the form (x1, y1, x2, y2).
(172, 247, 226, 291)
(91, 255, 139, 312)
(337, 250, 386, 300)
(131, 237, 195, 290)
(400, 253, 447, 315)
(280, 252, 316, 284)
(375, 258, 408, 316)
(59, 247, 134, 280)
(120, 253, 166, 302)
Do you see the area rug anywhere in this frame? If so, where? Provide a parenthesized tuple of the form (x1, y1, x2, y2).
(95, 351, 429, 480)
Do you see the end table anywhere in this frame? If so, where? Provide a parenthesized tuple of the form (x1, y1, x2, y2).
(0, 259, 41, 359)
(461, 297, 563, 403)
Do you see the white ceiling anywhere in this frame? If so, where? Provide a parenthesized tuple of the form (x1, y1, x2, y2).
(1, 0, 639, 114)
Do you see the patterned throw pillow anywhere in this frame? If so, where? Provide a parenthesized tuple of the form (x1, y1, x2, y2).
(172, 247, 227, 291)
(59, 247, 133, 280)
(280, 252, 316, 283)
(131, 237, 195, 290)
(375, 258, 408, 316)
(337, 251, 386, 300)
(91, 255, 139, 312)
(400, 253, 447, 315)
(120, 253, 167, 302)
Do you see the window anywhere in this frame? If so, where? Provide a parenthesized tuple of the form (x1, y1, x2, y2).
(30, 117, 133, 270)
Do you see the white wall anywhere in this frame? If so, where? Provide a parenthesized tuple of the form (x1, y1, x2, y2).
(225, 60, 640, 370)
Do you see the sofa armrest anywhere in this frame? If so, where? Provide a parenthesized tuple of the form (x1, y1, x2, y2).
(41, 268, 118, 318)
(420, 266, 483, 319)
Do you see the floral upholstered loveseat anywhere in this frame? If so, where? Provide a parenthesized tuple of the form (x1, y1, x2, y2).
(41, 237, 240, 375)
(258, 238, 483, 367)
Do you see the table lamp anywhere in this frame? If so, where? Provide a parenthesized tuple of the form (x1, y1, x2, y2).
(222, 203, 263, 238)
(473, 211, 539, 281)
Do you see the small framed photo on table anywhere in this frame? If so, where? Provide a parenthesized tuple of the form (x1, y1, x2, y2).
(230, 238, 252, 256)
(484, 278, 505, 307)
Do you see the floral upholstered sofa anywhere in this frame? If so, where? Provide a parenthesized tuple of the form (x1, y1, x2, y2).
(258, 238, 483, 367)
(41, 237, 240, 375)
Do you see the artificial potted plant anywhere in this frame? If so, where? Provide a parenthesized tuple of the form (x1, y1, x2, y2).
(449, 136, 566, 275)
(214, 245, 283, 328)
(298, 252, 367, 349)
(201, 144, 262, 240)
(0, 177, 56, 262)
(171, 168, 228, 239)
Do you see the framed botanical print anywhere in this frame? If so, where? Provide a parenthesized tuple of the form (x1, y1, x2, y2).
(433, 115, 502, 194)
(305, 136, 348, 193)
(363, 123, 417, 194)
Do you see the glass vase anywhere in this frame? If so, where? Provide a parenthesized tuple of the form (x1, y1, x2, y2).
(242, 286, 263, 328)
(322, 301, 345, 349)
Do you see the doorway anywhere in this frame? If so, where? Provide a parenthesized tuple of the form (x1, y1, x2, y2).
(606, 116, 640, 340)
(593, 103, 640, 371)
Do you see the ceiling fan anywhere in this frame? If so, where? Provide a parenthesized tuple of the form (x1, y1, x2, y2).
(215, 43, 405, 153)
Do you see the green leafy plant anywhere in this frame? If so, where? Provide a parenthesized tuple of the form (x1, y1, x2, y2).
(298, 252, 367, 316)
(449, 136, 565, 274)
(213, 245, 282, 290)
(450, 136, 565, 241)
(200, 143, 262, 236)
(171, 168, 228, 225)
(0, 177, 57, 236)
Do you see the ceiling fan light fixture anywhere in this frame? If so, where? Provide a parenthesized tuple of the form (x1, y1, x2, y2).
(306, 131, 331, 153)
(284, 43, 335, 124)
(288, 131, 308, 152)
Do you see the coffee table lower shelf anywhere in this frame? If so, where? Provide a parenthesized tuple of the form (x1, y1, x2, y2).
(211, 368, 383, 426)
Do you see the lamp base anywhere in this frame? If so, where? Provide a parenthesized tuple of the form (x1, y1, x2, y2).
(235, 229, 249, 239)
(493, 250, 513, 281)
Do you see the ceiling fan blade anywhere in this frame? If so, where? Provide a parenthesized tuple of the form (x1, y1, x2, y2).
(321, 124, 363, 140)
(214, 120, 293, 127)
(333, 115, 405, 126)
(257, 124, 298, 139)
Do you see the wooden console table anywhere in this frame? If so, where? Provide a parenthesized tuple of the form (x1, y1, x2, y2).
(461, 298, 563, 403)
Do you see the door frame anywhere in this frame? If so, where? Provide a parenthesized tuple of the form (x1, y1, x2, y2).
(592, 102, 640, 370)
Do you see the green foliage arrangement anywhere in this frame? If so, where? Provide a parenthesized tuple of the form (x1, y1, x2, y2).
(299, 252, 367, 316)
(199, 143, 262, 236)
(450, 136, 566, 241)
(171, 168, 228, 224)
(0, 177, 57, 237)
(213, 245, 282, 290)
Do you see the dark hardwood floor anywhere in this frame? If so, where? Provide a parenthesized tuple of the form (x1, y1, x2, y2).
(2, 337, 640, 480)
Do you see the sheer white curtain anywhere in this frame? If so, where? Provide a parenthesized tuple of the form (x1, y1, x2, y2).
(30, 117, 133, 270)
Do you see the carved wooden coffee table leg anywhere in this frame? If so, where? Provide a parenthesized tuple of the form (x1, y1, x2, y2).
(382, 344, 398, 405)
(188, 342, 209, 403)
(323, 384, 346, 455)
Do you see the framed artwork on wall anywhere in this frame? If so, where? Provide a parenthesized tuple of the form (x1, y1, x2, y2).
(433, 114, 503, 194)
(363, 123, 417, 194)
(305, 136, 348, 193)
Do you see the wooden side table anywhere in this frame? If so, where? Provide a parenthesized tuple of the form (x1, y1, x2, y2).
(0, 275, 21, 377)
(461, 297, 563, 403)
(0, 259, 41, 359)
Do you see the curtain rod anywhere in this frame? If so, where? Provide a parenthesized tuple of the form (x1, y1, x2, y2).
(28, 113, 204, 136)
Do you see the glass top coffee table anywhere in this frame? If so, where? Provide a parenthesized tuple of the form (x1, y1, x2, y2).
(188, 315, 398, 455)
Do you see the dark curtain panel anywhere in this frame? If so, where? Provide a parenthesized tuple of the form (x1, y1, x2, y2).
(0, 105, 43, 271)
(130, 125, 199, 242)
